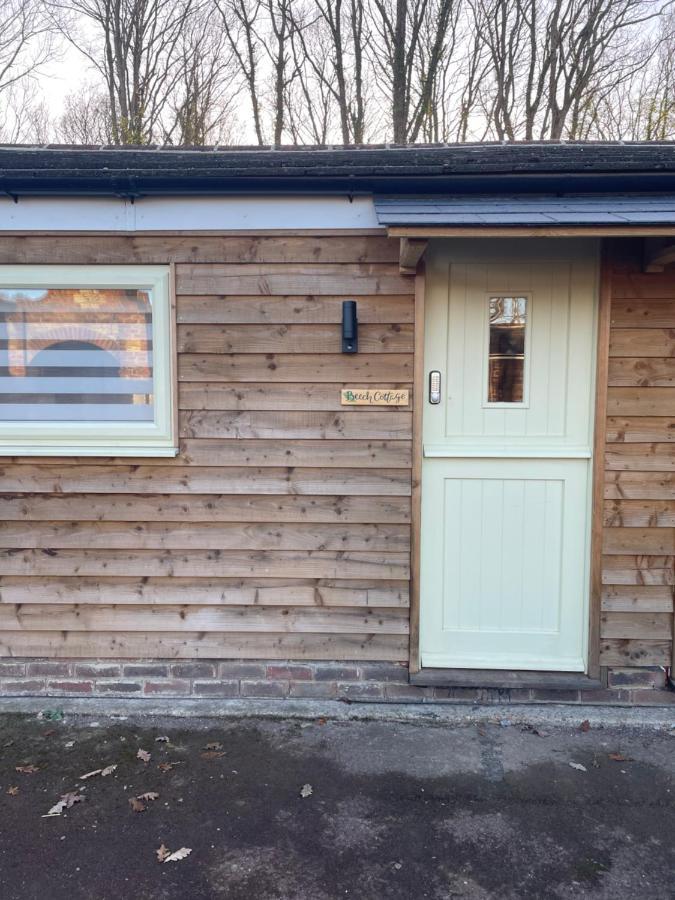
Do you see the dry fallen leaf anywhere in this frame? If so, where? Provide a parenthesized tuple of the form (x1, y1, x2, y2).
(15, 765, 39, 775)
(300, 783, 313, 798)
(164, 847, 192, 863)
(609, 752, 634, 762)
(137, 749, 151, 763)
(158, 761, 181, 773)
(155, 736, 170, 743)
(7, 786, 19, 796)
(569, 762, 587, 772)
(43, 792, 85, 817)
(80, 764, 117, 780)
(129, 797, 147, 813)
(137, 792, 159, 802)
(579, 720, 591, 733)
(200, 750, 226, 760)
(203, 742, 224, 751)
(156, 844, 171, 863)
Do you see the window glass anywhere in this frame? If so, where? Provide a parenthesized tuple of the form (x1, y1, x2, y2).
(0, 288, 153, 422)
(487, 296, 527, 403)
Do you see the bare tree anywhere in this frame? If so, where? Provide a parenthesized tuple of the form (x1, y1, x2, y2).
(368, 0, 462, 143)
(472, 0, 669, 141)
(56, 83, 115, 143)
(288, 0, 370, 143)
(285, 7, 335, 143)
(214, 0, 267, 143)
(0, 0, 58, 96)
(163, 5, 240, 144)
(0, 80, 52, 142)
(49, 0, 195, 144)
(215, 0, 299, 145)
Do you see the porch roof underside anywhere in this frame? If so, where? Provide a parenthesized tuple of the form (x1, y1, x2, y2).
(374, 194, 675, 227)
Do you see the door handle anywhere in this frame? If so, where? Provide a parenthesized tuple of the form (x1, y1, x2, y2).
(429, 370, 441, 404)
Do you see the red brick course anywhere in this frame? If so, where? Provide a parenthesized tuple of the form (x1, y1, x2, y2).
(0, 659, 671, 706)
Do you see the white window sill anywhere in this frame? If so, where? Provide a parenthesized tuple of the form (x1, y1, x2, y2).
(0, 445, 180, 457)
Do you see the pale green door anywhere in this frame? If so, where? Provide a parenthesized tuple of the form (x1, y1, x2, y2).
(420, 240, 598, 671)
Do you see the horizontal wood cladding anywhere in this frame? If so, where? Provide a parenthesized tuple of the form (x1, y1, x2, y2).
(0, 549, 410, 579)
(0, 235, 414, 662)
(176, 323, 414, 353)
(178, 353, 413, 382)
(600, 241, 675, 668)
(177, 295, 414, 324)
(0, 577, 410, 607)
(0, 466, 411, 495)
(0, 235, 400, 265)
(174, 263, 410, 296)
(178, 382, 413, 411)
(0, 632, 408, 660)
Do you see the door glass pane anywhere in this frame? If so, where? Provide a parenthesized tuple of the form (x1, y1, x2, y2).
(488, 296, 527, 403)
(0, 288, 154, 422)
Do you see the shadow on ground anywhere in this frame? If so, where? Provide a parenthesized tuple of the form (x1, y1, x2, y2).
(0, 713, 673, 899)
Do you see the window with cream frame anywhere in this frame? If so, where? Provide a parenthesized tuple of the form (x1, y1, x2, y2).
(0, 266, 177, 456)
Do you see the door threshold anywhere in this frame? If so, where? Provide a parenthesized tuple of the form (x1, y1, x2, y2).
(411, 669, 602, 691)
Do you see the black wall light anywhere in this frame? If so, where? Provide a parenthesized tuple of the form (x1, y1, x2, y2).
(342, 300, 358, 353)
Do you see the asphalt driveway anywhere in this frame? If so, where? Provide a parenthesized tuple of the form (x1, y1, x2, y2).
(0, 712, 673, 899)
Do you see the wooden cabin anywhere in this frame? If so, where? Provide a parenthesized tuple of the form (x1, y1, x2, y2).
(0, 143, 673, 704)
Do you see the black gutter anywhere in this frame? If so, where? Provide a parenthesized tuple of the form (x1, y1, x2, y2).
(1, 144, 675, 197)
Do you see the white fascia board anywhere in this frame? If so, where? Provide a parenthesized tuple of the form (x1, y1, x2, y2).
(0, 194, 380, 231)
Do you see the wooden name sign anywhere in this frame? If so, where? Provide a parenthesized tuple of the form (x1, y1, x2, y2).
(341, 388, 409, 406)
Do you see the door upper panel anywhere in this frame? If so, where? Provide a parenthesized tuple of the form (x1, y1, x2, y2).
(424, 240, 598, 457)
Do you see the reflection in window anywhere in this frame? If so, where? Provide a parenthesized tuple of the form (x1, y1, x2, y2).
(0, 288, 154, 422)
(487, 296, 527, 403)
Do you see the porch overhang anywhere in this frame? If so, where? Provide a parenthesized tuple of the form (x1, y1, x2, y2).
(374, 194, 675, 270)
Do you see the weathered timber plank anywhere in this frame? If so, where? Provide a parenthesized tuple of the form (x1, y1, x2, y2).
(607, 387, 675, 416)
(604, 499, 675, 527)
(606, 417, 675, 443)
(0, 493, 411, 524)
(602, 554, 675, 585)
(603, 527, 674, 555)
(174, 263, 413, 295)
(0, 466, 411, 495)
(178, 353, 413, 382)
(0, 631, 409, 661)
(600, 611, 673, 639)
(0, 521, 411, 552)
(599, 638, 671, 666)
(177, 323, 414, 354)
(610, 297, 675, 327)
(605, 444, 675, 471)
(0, 604, 410, 635)
(180, 439, 412, 467)
(608, 357, 675, 386)
(611, 274, 675, 301)
(0, 235, 400, 265)
(601, 585, 674, 613)
(177, 295, 414, 324)
(179, 410, 412, 440)
(0, 577, 410, 607)
(2, 440, 413, 469)
(605, 471, 675, 500)
(0, 549, 411, 579)
(609, 328, 675, 358)
(179, 382, 413, 411)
